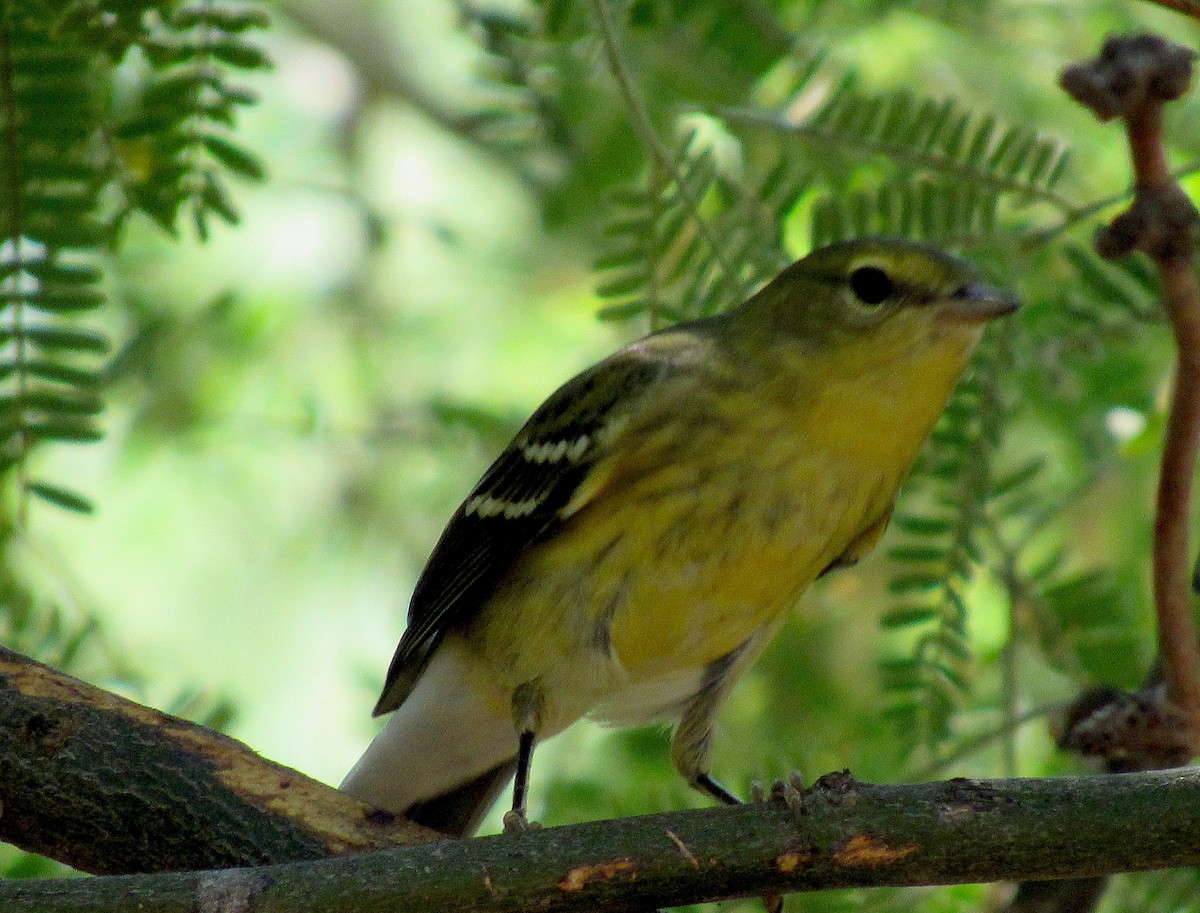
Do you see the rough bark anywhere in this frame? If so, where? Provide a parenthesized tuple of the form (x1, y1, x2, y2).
(0, 646, 435, 874)
(5, 768, 1200, 912)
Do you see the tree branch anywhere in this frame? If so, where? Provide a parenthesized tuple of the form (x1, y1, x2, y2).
(8, 768, 1200, 912)
(0, 647, 435, 874)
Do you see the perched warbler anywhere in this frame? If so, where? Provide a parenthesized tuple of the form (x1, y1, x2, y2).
(341, 237, 1018, 837)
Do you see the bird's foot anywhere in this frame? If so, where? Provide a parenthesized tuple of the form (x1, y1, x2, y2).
(780, 771, 807, 825)
(750, 771, 808, 825)
(502, 809, 542, 835)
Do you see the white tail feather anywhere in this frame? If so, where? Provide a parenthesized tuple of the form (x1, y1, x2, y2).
(340, 640, 518, 815)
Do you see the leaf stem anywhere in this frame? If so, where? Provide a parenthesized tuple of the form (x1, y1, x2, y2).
(588, 0, 736, 278)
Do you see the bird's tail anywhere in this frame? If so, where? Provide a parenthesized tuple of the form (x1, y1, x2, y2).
(405, 758, 517, 838)
(340, 640, 520, 837)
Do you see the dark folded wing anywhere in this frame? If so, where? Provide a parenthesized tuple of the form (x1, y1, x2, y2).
(373, 346, 671, 714)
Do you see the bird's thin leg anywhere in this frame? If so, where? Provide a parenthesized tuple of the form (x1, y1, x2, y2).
(675, 651, 785, 913)
(691, 770, 741, 805)
(505, 684, 544, 834)
(510, 730, 535, 817)
(674, 643, 755, 807)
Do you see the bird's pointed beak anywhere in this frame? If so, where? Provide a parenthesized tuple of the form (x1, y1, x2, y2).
(939, 283, 1021, 323)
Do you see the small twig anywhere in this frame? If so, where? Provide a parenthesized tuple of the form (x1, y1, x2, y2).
(1154, 261, 1200, 728)
(911, 702, 1067, 782)
(1020, 159, 1200, 249)
(1030, 42, 1200, 913)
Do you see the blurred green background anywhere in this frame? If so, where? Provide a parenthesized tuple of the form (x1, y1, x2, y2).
(5, 0, 1200, 910)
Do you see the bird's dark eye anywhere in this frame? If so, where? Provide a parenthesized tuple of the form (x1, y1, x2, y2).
(849, 266, 893, 305)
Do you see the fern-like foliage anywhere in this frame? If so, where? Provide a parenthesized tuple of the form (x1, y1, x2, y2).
(109, 1, 269, 238)
(461, 3, 572, 155)
(810, 175, 1000, 248)
(1, 0, 109, 517)
(596, 134, 720, 326)
(717, 58, 1074, 271)
(596, 132, 808, 325)
(1, 0, 267, 520)
(726, 76, 1071, 212)
(447, 1, 589, 200)
(1058, 242, 1162, 328)
(595, 50, 1074, 333)
(880, 335, 1016, 752)
(58, 1, 269, 237)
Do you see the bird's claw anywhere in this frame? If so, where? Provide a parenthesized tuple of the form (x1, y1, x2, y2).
(502, 809, 541, 834)
(781, 771, 807, 824)
(751, 772, 807, 824)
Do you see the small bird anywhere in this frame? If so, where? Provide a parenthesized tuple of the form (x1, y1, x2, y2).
(341, 237, 1019, 837)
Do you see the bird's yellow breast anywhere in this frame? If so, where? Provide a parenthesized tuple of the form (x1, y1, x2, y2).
(466, 326, 978, 731)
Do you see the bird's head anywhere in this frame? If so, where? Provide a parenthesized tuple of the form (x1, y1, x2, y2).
(730, 237, 1019, 372)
